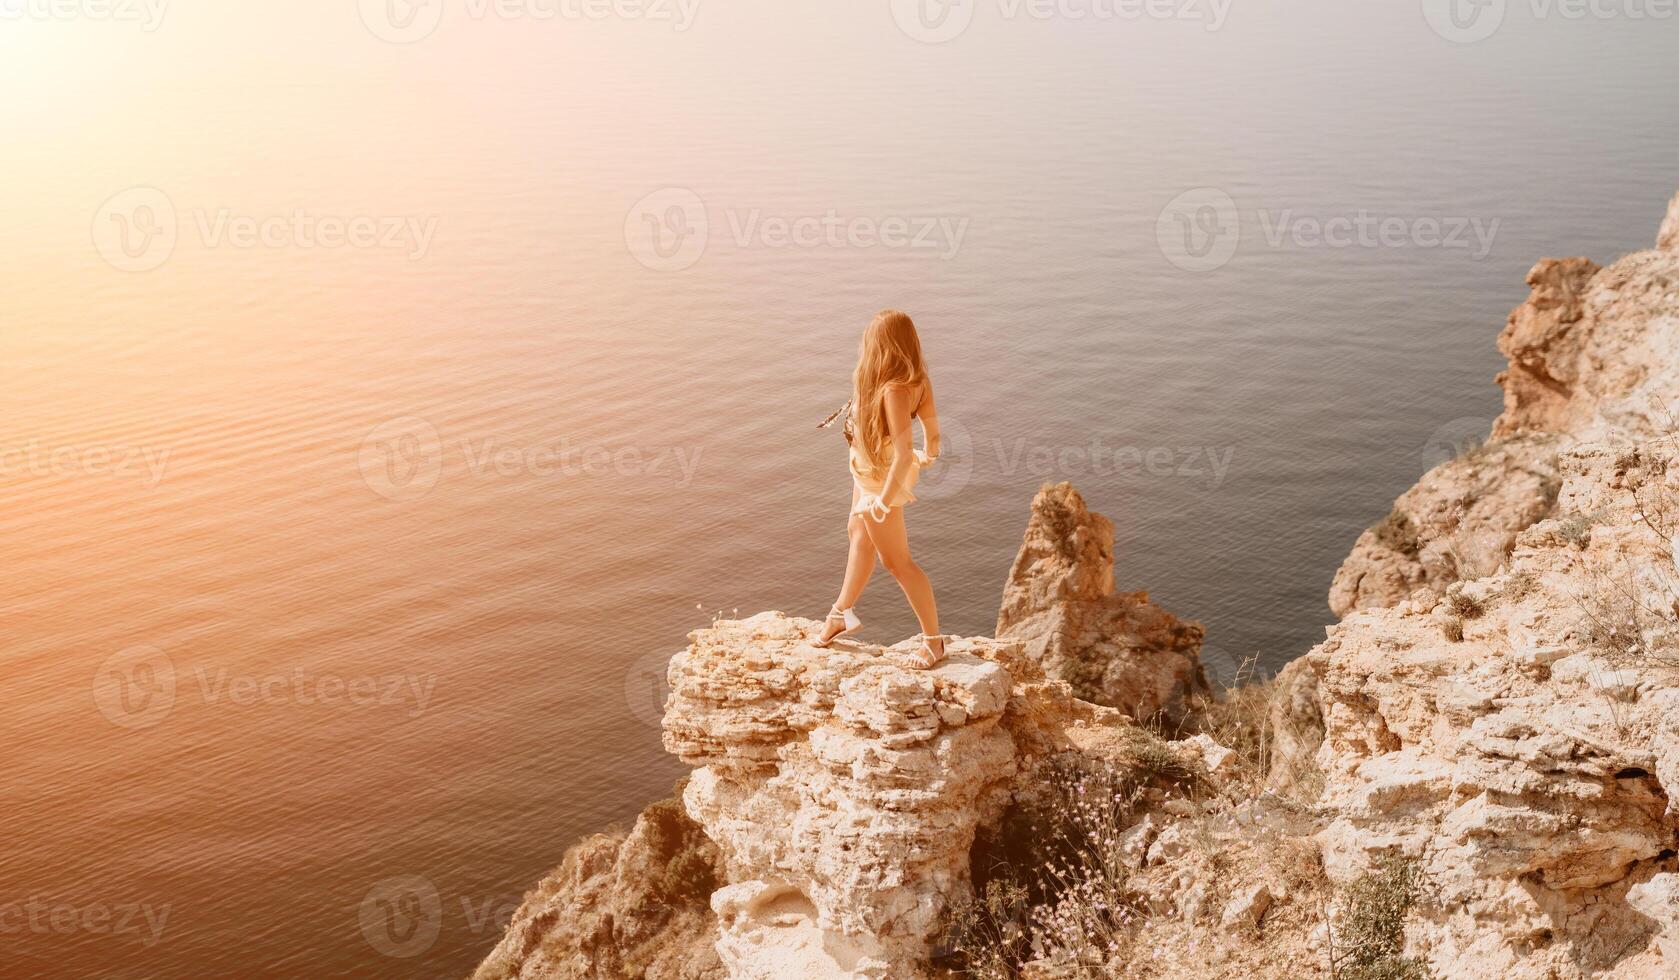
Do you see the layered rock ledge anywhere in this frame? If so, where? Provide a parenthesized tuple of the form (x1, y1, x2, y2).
(662, 615, 1021, 977)
(1296, 190, 1679, 977)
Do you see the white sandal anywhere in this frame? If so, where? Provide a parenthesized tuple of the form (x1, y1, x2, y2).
(900, 634, 947, 670)
(813, 605, 861, 648)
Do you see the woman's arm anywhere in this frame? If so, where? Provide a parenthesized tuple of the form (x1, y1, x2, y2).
(876, 384, 920, 509)
(918, 379, 940, 461)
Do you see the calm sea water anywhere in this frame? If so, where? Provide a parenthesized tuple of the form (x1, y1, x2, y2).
(2, 1, 1675, 976)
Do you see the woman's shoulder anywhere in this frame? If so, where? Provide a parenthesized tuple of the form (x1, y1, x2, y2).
(884, 374, 930, 394)
(908, 375, 933, 413)
(882, 377, 930, 409)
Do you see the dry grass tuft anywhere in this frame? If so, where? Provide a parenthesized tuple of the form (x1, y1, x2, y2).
(1444, 591, 1484, 620)
(1172, 655, 1323, 801)
(1373, 510, 1421, 558)
(1499, 569, 1540, 599)
(945, 755, 1149, 978)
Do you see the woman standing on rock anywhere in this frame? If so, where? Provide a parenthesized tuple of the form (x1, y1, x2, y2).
(813, 309, 946, 668)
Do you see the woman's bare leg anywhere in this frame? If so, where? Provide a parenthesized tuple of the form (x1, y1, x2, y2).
(819, 485, 877, 644)
(861, 504, 939, 641)
(835, 515, 876, 610)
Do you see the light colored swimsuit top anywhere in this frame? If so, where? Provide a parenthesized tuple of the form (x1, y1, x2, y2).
(846, 382, 928, 502)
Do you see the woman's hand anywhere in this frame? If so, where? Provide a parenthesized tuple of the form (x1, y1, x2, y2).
(851, 493, 891, 523)
(913, 449, 938, 468)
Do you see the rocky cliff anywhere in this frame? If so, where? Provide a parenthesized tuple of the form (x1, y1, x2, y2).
(475, 481, 1227, 980)
(1297, 190, 1679, 977)
(472, 787, 726, 980)
(1330, 193, 1679, 616)
(476, 190, 1679, 980)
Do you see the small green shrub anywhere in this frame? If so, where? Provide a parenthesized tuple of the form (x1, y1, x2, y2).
(1121, 727, 1203, 787)
(1331, 856, 1430, 980)
(1555, 511, 1602, 548)
(1058, 656, 1107, 705)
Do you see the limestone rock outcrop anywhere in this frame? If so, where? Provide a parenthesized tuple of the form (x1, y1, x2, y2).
(1311, 443, 1679, 977)
(1331, 206, 1679, 616)
(1326, 434, 1562, 618)
(474, 483, 1190, 980)
(1493, 256, 1605, 438)
(661, 613, 1042, 978)
(1263, 655, 1324, 794)
(996, 482, 1208, 722)
(1299, 194, 1679, 977)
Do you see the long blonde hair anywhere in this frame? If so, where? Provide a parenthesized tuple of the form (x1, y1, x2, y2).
(851, 309, 927, 477)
